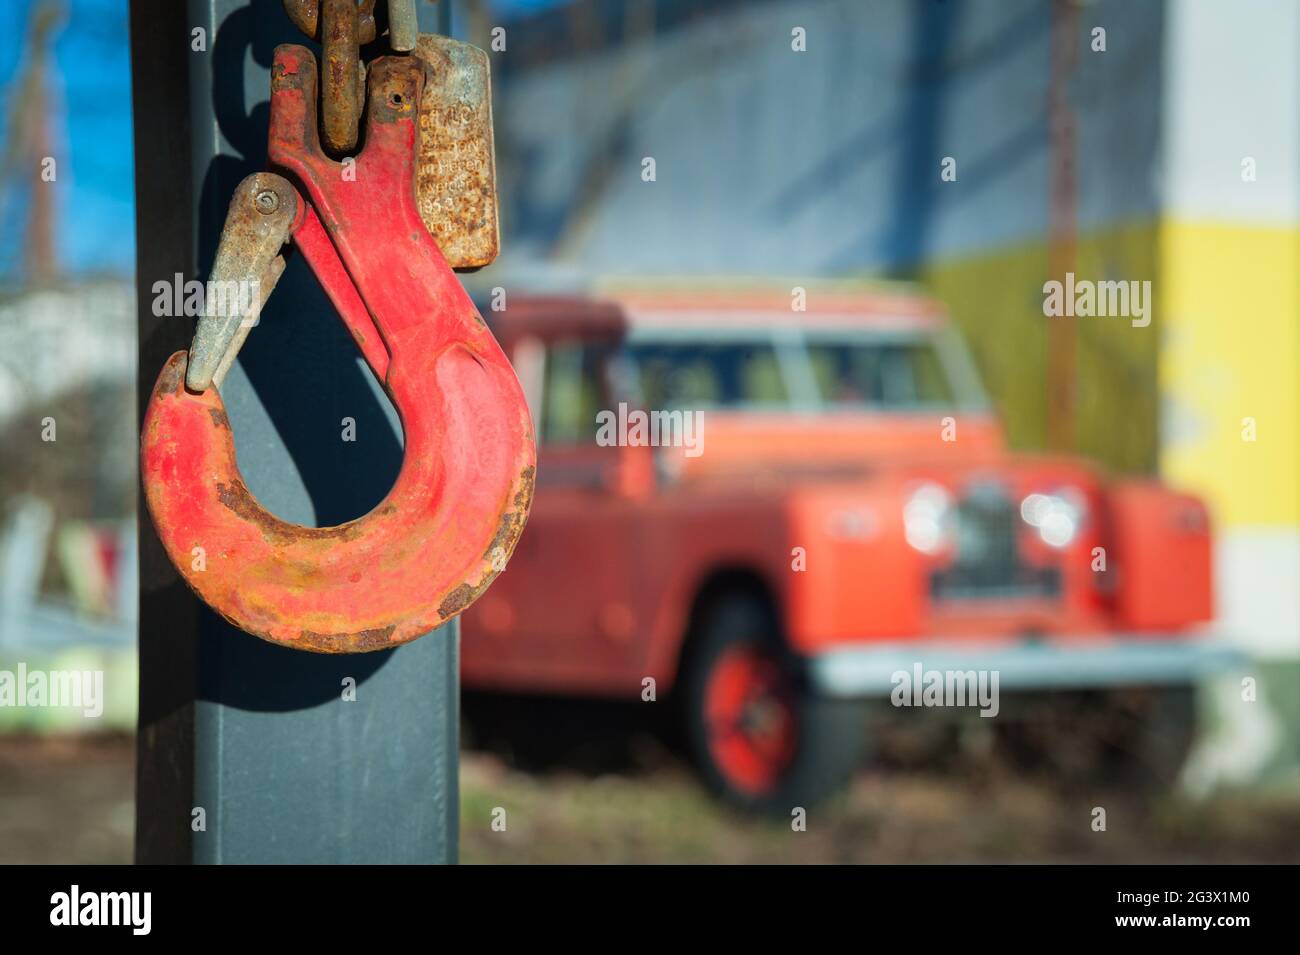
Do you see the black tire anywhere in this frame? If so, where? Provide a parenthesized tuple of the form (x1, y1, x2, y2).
(993, 685, 1198, 792)
(1109, 685, 1198, 790)
(679, 595, 867, 814)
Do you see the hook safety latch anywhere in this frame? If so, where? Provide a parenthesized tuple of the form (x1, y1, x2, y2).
(141, 47, 536, 653)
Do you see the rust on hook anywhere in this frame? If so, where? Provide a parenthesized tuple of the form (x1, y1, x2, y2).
(141, 47, 535, 653)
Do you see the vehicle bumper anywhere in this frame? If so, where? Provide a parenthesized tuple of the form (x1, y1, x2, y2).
(806, 632, 1243, 698)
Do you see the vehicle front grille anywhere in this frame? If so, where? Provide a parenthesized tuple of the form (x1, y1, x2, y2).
(929, 485, 1060, 601)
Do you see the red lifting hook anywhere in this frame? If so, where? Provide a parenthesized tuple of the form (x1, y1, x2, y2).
(140, 48, 536, 653)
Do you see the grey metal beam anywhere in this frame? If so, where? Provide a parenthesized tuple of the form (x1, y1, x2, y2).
(134, 0, 458, 864)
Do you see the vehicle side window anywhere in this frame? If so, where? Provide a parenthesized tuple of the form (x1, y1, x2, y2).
(541, 340, 608, 445)
(629, 342, 787, 410)
(806, 340, 954, 408)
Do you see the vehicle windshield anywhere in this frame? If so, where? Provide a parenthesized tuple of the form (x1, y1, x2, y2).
(805, 339, 954, 408)
(625, 328, 985, 413)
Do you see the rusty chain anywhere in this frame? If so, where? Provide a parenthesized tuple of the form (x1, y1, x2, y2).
(282, 0, 420, 155)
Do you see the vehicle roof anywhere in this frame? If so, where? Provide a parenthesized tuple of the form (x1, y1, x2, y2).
(488, 283, 948, 339)
(486, 295, 626, 341)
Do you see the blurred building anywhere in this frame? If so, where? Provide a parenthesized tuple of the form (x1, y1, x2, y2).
(472, 0, 1300, 780)
(1158, 2, 1300, 784)
(479, 0, 1166, 467)
(0, 0, 136, 727)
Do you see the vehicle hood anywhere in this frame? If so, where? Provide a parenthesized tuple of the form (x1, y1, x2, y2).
(669, 411, 1103, 492)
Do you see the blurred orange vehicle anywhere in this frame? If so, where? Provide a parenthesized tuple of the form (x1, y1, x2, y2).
(462, 284, 1227, 810)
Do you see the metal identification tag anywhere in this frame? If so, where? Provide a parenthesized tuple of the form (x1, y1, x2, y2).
(414, 34, 500, 271)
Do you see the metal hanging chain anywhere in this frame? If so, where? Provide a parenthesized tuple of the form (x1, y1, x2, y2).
(281, 0, 420, 154)
(387, 0, 419, 51)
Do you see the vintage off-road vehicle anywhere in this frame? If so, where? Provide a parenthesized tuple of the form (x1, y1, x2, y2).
(462, 285, 1224, 810)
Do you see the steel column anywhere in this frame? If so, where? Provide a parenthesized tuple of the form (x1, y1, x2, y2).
(133, 0, 459, 864)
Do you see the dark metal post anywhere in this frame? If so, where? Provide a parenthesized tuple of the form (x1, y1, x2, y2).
(133, 0, 458, 864)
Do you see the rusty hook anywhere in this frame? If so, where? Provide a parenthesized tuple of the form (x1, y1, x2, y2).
(140, 47, 535, 653)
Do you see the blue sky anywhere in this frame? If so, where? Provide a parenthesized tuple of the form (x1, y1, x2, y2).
(0, 0, 133, 280)
(0, 0, 572, 281)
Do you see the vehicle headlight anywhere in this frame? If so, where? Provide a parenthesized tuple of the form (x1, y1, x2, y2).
(1020, 488, 1086, 548)
(904, 482, 955, 554)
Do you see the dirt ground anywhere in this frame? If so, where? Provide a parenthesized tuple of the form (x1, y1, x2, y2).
(460, 760, 1300, 864)
(2, 731, 1298, 864)
(0, 734, 135, 865)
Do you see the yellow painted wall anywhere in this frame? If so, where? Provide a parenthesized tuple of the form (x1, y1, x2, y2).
(918, 222, 1161, 475)
(1158, 222, 1300, 528)
(913, 221, 1299, 529)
